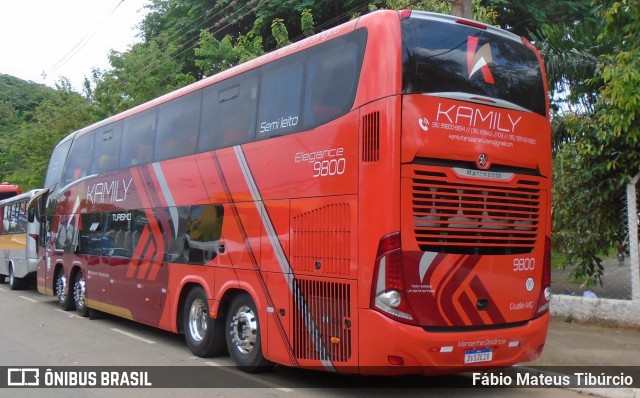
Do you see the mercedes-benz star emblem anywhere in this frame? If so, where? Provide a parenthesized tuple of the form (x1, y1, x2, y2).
(477, 153, 489, 169)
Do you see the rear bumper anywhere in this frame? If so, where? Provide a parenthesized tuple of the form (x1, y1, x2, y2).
(356, 308, 549, 375)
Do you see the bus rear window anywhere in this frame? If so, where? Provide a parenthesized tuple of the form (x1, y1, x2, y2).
(402, 17, 546, 116)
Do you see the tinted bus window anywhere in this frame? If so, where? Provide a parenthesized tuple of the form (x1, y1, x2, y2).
(304, 36, 364, 126)
(44, 139, 72, 188)
(401, 18, 546, 116)
(103, 211, 137, 258)
(258, 60, 304, 138)
(120, 108, 157, 167)
(198, 70, 259, 151)
(0, 192, 15, 201)
(63, 132, 95, 185)
(156, 91, 202, 160)
(3, 205, 13, 233)
(79, 212, 103, 255)
(186, 204, 223, 264)
(92, 122, 123, 174)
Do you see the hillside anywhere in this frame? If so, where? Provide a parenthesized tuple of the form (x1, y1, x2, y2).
(0, 74, 57, 137)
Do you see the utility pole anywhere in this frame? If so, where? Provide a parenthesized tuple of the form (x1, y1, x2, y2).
(627, 173, 640, 301)
(447, 0, 473, 19)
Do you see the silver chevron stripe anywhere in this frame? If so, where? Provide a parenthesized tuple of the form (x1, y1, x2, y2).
(233, 145, 335, 371)
(152, 162, 179, 238)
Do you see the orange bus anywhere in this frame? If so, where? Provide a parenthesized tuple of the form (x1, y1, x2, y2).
(36, 10, 551, 374)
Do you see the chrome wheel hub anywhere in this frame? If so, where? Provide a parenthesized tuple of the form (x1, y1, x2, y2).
(228, 305, 257, 355)
(188, 298, 208, 342)
(56, 274, 67, 302)
(74, 277, 86, 309)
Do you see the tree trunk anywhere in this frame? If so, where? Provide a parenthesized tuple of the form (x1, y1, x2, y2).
(448, 0, 473, 19)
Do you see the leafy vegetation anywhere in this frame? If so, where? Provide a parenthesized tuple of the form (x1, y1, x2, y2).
(0, 0, 637, 285)
(547, 0, 640, 285)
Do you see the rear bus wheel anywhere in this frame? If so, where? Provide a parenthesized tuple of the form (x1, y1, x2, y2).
(226, 293, 272, 372)
(183, 287, 225, 357)
(55, 270, 74, 311)
(73, 270, 89, 317)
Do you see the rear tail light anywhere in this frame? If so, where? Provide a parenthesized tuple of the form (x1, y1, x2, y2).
(371, 232, 417, 325)
(399, 9, 412, 20)
(456, 19, 487, 30)
(534, 236, 552, 317)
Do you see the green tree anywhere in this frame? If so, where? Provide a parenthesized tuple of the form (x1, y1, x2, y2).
(3, 78, 98, 190)
(550, 0, 640, 284)
(482, 0, 594, 36)
(597, 0, 640, 155)
(384, 0, 498, 23)
(194, 18, 265, 77)
(0, 74, 55, 120)
(301, 9, 315, 37)
(271, 18, 290, 48)
(93, 37, 195, 115)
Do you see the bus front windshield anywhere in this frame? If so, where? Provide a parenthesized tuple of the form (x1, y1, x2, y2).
(401, 16, 546, 116)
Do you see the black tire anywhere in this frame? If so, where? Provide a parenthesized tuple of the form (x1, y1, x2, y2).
(55, 269, 75, 311)
(0, 274, 5, 284)
(73, 270, 89, 317)
(225, 293, 273, 373)
(183, 287, 225, 357)
(8, 265, 26, 290)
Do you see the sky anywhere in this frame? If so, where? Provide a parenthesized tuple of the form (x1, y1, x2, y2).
(0, 0, 149, 91)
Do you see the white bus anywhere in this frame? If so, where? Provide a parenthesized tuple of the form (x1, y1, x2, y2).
(0, 189, 45, 290)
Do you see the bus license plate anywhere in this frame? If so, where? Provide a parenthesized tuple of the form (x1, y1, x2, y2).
(464, 348, 493, 364)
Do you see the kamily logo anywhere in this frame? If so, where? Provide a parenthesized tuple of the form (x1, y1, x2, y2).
(467, 36, 495, 84)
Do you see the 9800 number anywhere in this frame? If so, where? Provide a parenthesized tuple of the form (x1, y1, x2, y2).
(313, 158, 346, 177)
(513, 258, 535, 271)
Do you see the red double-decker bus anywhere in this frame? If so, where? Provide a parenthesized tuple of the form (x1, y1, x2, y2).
(36, 10, 551, 374)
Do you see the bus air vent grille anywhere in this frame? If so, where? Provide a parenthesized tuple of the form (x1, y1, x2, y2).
(293, 278, 352, 363)
(291, 203, 351, 275)
(412, 169, 540, 255)
(362, 111, 380, 162)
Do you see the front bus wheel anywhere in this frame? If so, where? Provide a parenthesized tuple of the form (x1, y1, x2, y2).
(183, 287, 225, 357)
(226, 293, 273, 373)
(55, 269, 74, 311)
(9, 265, 27, 290)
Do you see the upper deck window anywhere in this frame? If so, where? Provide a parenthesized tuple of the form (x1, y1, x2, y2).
(62, 132, 94, 185)
(44, 140, 72, 188)
(402, 17, 546, 116)
(199, 70, 259, 151)
(258, 61, 304, 138)
(156, 91, 202, 160)
(120, 108, 157, 168)
(91, 122, 123, 174)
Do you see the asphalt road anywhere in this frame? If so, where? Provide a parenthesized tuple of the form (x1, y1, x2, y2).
(0, 285, 588, 398)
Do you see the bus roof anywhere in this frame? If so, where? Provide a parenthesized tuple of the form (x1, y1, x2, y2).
(406, 10, 523, 42)
(60, 10, 371, 146)
(0, 188, 45, 206)
(0, 182, 21, 192)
